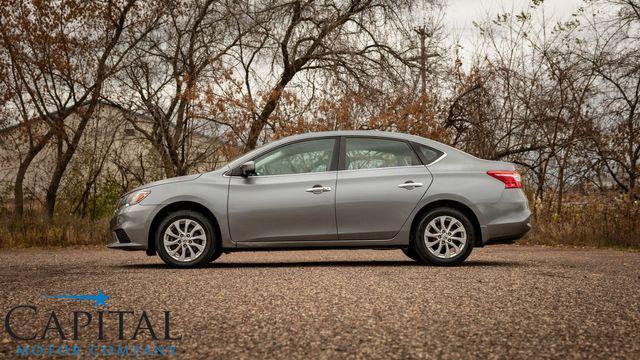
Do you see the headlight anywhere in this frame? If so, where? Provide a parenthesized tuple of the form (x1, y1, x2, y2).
(125, 190, 150, 206)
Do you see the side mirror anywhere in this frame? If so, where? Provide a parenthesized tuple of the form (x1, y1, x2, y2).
(239, 161, 256, 177)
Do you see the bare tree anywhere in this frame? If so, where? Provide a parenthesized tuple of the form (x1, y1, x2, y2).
(113, 0, 243, 177)
(0, 0, 155, 218)
(579, 0, 640, 199)
(71, 109, 123, 218)
(233, 0, 427, 151)
(444, 2, 600, 213)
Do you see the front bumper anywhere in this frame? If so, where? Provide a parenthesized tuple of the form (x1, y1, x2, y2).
(108, 204, 155, 251)
(106, 242, 147, 251)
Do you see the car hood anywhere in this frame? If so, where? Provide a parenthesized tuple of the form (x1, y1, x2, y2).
(128, 174, 203, 194)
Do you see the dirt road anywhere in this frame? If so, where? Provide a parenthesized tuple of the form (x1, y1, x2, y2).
(0, 245, 638, 359)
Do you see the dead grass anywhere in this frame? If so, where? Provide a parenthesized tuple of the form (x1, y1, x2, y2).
(522, 197, 640, 250)
(0, 215, 110, 248)
(1, 197, 638, 250)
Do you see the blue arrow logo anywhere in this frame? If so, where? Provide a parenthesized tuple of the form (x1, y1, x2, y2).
(45, 290, 110, 307)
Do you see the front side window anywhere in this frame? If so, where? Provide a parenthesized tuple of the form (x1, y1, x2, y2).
(345, 138, 418, 170)
(254, 138, 336, 176)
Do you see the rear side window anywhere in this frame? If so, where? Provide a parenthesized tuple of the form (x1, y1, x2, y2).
(416, 144, 444, 165)
(345, 138, 419, 170)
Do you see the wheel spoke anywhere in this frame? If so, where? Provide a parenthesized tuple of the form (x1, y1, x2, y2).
(426, 224, 439, 236)
(189, 224, 204, 236)
(446, 217, 455, 231)
(167, 226, 180, 238)
(190, 242, 204, 251)
(168, 245, 180, 256)
(165, 237, 179, 245)
(426, 239, 439, 247)
(167, 246, 180, 256)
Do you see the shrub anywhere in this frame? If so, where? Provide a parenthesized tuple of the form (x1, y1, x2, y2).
(0, 215, 110, 248)
(522, 196, 640, 249)
(1, 196, 638, 250)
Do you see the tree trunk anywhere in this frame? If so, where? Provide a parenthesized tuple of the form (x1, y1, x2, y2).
(14, 162, 29, 217)
(243, 75, 293, 152)
(44, 148, 75, 219)
(556, 161, 565, 215)
(44, 112, 95, 219)
(13, 131, 53, 217)
(158, 146, 177, 178)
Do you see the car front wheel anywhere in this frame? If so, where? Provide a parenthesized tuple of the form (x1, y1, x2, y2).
(155, 210, 217, 268)
(412, 207, 474, 266)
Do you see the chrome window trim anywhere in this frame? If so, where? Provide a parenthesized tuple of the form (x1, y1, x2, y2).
(341, 136, 422, 171)
(225, 170, 336, 178)
(225, 137, 338, 177)
(337, 164, 427, 173)
(425, 152, 447, 166)
(225, 164, 431, 177)
(222, 138, 448, 176)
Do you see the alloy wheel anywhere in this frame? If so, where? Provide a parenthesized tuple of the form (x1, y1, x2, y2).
(163, 218, 207, 262)
(423, 215, 467, 259)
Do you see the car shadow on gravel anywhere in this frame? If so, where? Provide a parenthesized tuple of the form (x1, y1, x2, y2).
(116, 260, 522, 269)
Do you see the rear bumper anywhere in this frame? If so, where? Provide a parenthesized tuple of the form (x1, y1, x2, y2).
(485, 215, 531, 243)
(108, 204, 155, 251)
(481, 189, 532, 245)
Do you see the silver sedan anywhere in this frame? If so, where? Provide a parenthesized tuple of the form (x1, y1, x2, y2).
(108, 131, 531, 267)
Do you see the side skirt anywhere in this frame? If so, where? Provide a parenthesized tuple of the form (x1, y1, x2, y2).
(224, 243, 407, 253)
(225, 229, 412, 252)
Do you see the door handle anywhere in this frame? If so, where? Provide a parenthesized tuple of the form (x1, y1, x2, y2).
(305, 185, 332, 194)
(397, 181, 423, 189)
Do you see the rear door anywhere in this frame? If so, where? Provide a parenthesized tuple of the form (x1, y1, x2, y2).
(335, 137, 432, 240)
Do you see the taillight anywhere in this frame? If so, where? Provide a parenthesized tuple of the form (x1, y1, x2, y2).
(487, 170, 522, 189)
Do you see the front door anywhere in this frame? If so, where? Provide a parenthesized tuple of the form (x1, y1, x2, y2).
(336, 137, 432, 240)
(228, 138, 339, 243)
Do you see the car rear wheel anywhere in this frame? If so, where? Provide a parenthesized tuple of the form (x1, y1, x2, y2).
(155, 210, 218, 268)
(412, 207, 474, 266)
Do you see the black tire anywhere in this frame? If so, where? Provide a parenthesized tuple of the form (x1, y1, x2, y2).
(208, 252, 222, 263)
(155, 210, 219, 268)
(402, 247, 420, 262)
(412, 207, 474, 266)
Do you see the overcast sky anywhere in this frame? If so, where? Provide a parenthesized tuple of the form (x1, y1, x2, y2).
(442, 0, 585, 62)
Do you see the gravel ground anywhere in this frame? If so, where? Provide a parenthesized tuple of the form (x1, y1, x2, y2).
(0, 245, 638, 359)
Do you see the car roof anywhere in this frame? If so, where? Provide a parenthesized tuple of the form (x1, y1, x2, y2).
(281, 130, 420, 141)
(280, 130, 466, 155)
(223, 130, 471, 170)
